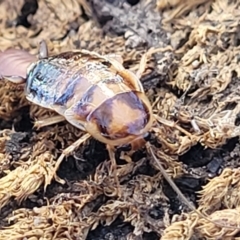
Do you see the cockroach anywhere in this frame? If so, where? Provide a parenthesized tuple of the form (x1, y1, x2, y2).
(0, 41, 238, 230)
(0, 40, 154, 190)
(1, 41, 153, 146)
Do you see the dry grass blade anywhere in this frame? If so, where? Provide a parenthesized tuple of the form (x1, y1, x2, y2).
(198, 168, 240, 212)
(0, 201, 90, 239)
(196, 208, 240, 239)
(161, 213, 199, 240)
(1, 0, 240, 239)
(0, 152, 56, 208)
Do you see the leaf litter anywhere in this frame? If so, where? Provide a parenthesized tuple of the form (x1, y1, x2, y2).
(1, 0, 240, 239)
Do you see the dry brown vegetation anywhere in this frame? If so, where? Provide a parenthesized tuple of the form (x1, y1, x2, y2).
(1, 0, 240, 239)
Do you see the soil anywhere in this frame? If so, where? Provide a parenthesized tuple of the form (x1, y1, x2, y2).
(0, 0, 240, 239)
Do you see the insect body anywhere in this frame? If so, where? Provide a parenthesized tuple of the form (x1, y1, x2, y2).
(0, 43, 153, 148)
(26, 50, 153, 147)
(0, 42, 238, 231)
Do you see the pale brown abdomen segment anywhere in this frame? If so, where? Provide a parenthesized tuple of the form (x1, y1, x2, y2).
(87, 91, 150, 140)
(25, 52, 132, 114)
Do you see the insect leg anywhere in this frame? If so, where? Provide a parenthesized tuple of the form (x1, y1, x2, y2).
(136, 52, 148, 78)
(49, 133, 91, 186)
(103, 54, 124, 64)
(38, 40, 48, 59)
(106, 144, 121, 197)
(34, 115, 66, 129)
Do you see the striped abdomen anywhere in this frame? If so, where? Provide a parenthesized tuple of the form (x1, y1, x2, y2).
(26, 51, 153, 146)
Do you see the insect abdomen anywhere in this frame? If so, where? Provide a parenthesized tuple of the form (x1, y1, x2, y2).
(25, 52, 133, 118)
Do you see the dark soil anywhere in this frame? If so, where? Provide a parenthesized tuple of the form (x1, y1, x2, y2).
(1, 0, 240, 239)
